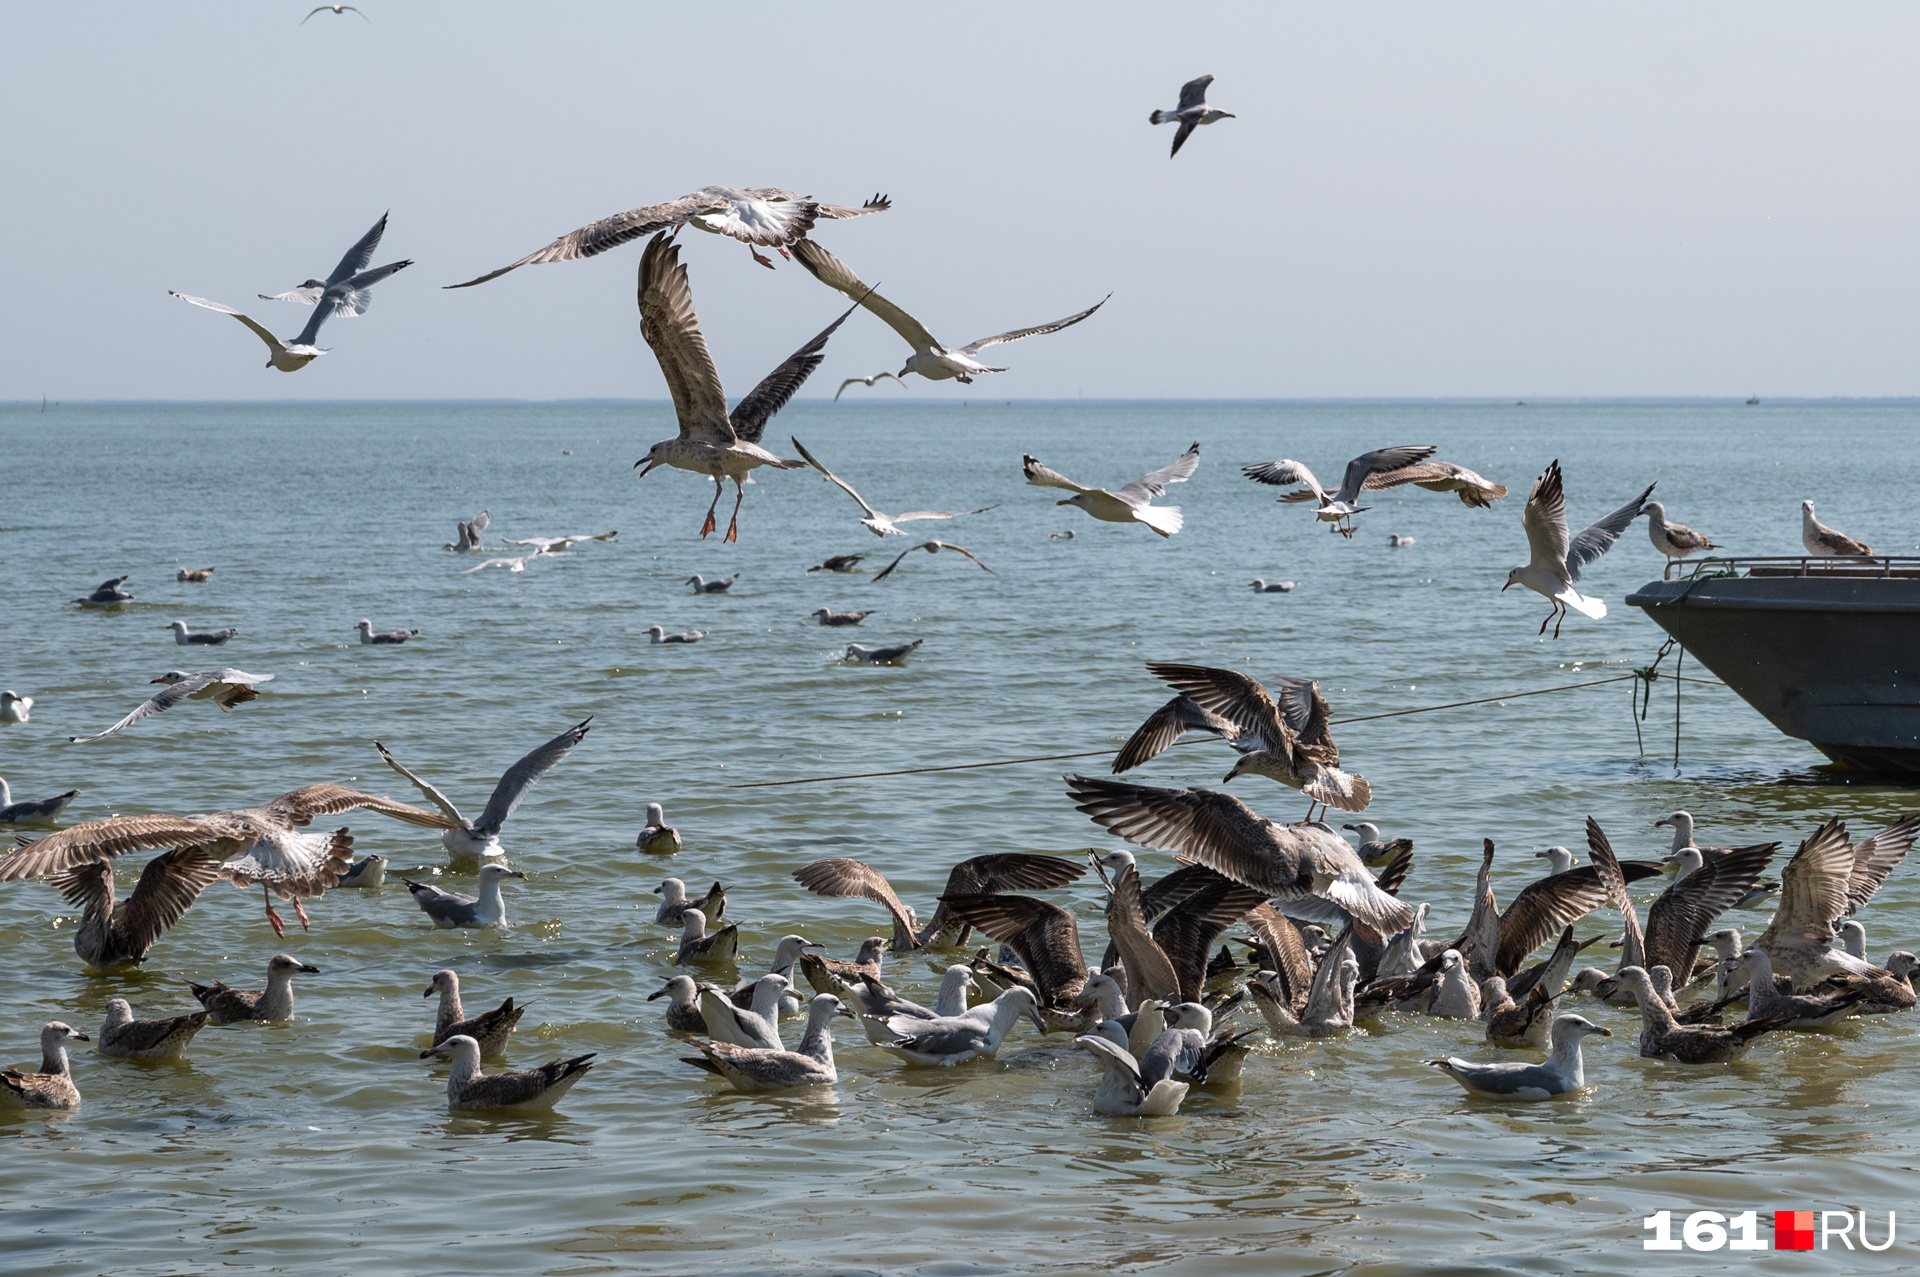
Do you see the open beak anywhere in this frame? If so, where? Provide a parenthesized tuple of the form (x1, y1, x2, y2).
(635, 457, 660, 477)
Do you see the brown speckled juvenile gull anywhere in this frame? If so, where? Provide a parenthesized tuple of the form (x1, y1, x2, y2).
(98, 999, 207, 1060)
(793, 853, 1082, 953)
(191, 954, 319, 1024)
(67, 668, 275, 744)
(425, 969, 526, 1057)
(1, 1022, 87, 1109)
(53, 846, 221, 971)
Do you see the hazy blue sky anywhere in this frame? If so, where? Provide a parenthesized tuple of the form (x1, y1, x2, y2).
(6, 3, 1920, 400)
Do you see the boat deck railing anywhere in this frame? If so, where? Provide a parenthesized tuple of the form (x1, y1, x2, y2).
(1662, 555, 1920, 582)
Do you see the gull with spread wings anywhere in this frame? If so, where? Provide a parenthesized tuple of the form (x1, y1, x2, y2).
(1150, 75, 1236, 158)
(446, 187, 890, 285)
(0, 784, 453, 937)
(631, 234, 856, 542)
(870, 540, 994, 583)
(258, 213, 409, 321)
(1504, 460, 1654, 637)
(792, 238, 1107, 391)
(1242, 445, 1439, 537)
(375, 718, 592, 865)
(69, 669, 274, 744)
(1024, 443, 1198, 538)
(790, 437, 994, 537)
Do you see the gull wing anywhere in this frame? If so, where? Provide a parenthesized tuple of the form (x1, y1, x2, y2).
(259, 286, 323, 306)
(170, 293, 289, 357)
(958, 294, 1109, 356)
(0, 814, 224, 882)
(925, 541, 993, 573)
(810, 193, 893, 220)
(890, 507, 993, 523)
(1144, 663, 1291, 755)
(1521, 460, 1573, 578)
(1245, 903, 1315, 1012)
(260, 783, 455, 830)
(1757, 819, 1857, 951)
(1241, 459, 1325, 498)
(94, 847, 221, 955)
(218, 826, 354, 897)
(1844, 814, 1918, 914)
(1022, 455, 1096, 494)
(1333, 446, 1437, 504)
(792, 858, 920, 947)
(1566, 481, 1656, 583)
(1491, 862, 1662, 976)
(1361, 460, 1509, 504)
(727, 298, 861, 444)
(1585, 817, 1645, 968)
(1169, 117, 1200, 158)
(791, 239, 941, 355)
(68, 670, 224, 744)
(637, 233, 734, 445)
(1151, 876, 1267, 1002)
(1176, 75, 1214, 113)
(326, 211, 389, 286)
(943, 853, 1084, 896)
(374, 743, 467, 827)
(1645, 842, 1775, 977)
(1116, 442, 1200, 503)
(471, 717, 592, 837)
(1113, 695, 1240, 773)
(937, 892, 1087, 1003)
(318, 257, 413, 322)
(1106, 861, 1182, 1003)
(443, 190, 719, 288)
(791, 437, 883, 521)
(470, 511, 491, 537)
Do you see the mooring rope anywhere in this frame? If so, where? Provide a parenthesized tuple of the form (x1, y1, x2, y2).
(728, 669, 1727, 789)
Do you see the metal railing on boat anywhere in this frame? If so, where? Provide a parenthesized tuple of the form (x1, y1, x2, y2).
(1661, 555, 1920, 582)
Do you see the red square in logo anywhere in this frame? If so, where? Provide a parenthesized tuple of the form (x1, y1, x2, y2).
(1775, 1211, 1816, 1251)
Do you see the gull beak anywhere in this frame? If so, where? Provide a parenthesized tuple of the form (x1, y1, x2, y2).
(422, 986, 435, 998)
(71, 1031, 90, 1042)
(508, 871, 527, 880)
(420, 1045, 448, 1059)
(1500, 581, 1513, 592)
(804, 941, 825, 950)
(646, 987, 668, 1001)
(301, 964, 321, 974)
(1596, 1026, 1613, 1037)
(834, 1006, 856, 1020)
(1055, 498, 1074, 506)
(635, 457, 660, 477)
(1653, 818, 1672, 829)
(149, 676, 169, 684)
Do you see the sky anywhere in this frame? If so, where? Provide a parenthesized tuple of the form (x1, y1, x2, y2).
(5, 3, 1920, 400)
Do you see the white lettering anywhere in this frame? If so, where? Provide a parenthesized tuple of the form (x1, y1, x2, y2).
(1822, 1210, 1856, 1250)
(1643, 1210, 1681, 1251)
(1860, 1211, 1896, 1253)
(1683, 1212, 1727, 1251)
(1727, 1210, 1765, 1251)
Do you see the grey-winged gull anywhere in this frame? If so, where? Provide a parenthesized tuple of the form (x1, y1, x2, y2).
(1, 691, 32, 723)
(301, 5, 369, 24)
(808, 555, 867, 573)
(462, 552, 545, 576)
(1025, 444, 1198, 538)
(874, 986, 1043, 1066)
(74, 576, 133, 607)
(167, 621, 237, 646)
(446, 511, 490, 551)
(1428, 1014, 1610, 1100)
(812, 609, 871, 627)
(421, 1034, 595, 1111)
(638, 803, 682, 854)
(687, 574, 738, 594)
(631, 234, 854, 542)
(648, 626, 707, 644)
(501, 531, 618, 553)
(1243, 445, 1437, 538)
(674, 907, 739, 966)
(1504, 461, 1655, 637)
(376, 717, 592, 863)
(1802, 500, 1872, 556)
(53, 846, 220, 971)
(844, 640, 922, 664)
(97, 999, 208, 1060)
(653, 878, 725, 924)
(1643, 501, 1717, 559)
(357, 620, 419, 644)
(648, 975, 714, 1032)
(172, 263, 407, 372)
(871, 540, 993, 582)
(259, 212, 405, 319)
(1387, 534, 1416, 546)
(792, 238, 1107, 391)
(191, 954, 319, 1023)
(68, 667, 273, 744)
(1, 1023, 86, 1109)
(0, 779, 76, 824)
(682, 993, 848, 1091)
(1075, 1032, 1189, 1116)
(791, 436, 996, 537)
(1151, 75, 1235, 157)
(335, 854, 387, 887)
(405, 864, 524, 929)
(425, 969, 527, 1056)
(699, 974, 792, 1049)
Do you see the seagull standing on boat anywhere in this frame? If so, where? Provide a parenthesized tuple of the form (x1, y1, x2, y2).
(1025, 444, 1198, 538)
(631, 234, 853, 542)
(1641, 502, 1717, 560)
(68, 668, 274, 744)
(1504, 461, 1655, 638)
(375, 718, 590, 864)
(792, 238, 1107, 390)
(1801, 500, 1872, 557)
(1151, 75, 1235, 157)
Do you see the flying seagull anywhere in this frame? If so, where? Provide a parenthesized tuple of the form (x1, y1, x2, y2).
(1504, 460, 1653, 638)
(870, 540, 994, 583)
(446, 187, 890, 285)
(1243, 446, 1438, 538)
(835, 372, 902, 401)
(376, 718, 592, 863)
(1151, 75, 1235, 157)
(1024, 443, 1198, 538)
(68, 669, 273, 744)
(302, 4, 369, 21)
(258, 213, 406, 321)
(792, 238, 1107, 390)
(170, 275, 407, 373)
(631, 234, 854, 542)
(791, 437, 994, 537)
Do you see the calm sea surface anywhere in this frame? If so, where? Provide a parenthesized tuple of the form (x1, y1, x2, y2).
(1, 400, 1916, 1276)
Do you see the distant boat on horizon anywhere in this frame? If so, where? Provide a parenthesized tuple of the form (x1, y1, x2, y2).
(1746, 395, 1761, 405)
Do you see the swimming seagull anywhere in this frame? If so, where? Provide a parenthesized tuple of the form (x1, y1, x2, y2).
(686, 574, 738, 593)
(807, 555, 866, 573)
(939, 895, 1091, 1014)
(1150, 75, 1235, 157)
(357, 620, 418, 644)
(791, 853, 1085, 951)
(1752, 816, 1919, 1007)
(1731, 950, 1867, 1028)
(1642, 501, 1718, 560)
(1801, 500, 1872, 557)
(1089, 851, 1265, 1003)
(1249, 580, 1295, 593)
(1612, 965, 1793, 1062)
(844, 640, 923, 664)
(1445, 834, 1665, 982)
(648, 975, 714, 1032)
(259, 213, 406, 321)
(1025, 444, 1198, 538)
(74, 576, 133, 607)
(1428, 1014, 1609, 1100)
(791, 437, 996, 537)
(1, 1023, 86, 1109)
(68, 668, 274, 744)
(681, 993, 848, 1091)
(191, 954, 319, 1023)
(0, 780, 77, 824)
(1075, 1032, 1190, 1115)
(871, 540, 993, 582)
(335, 854, 386, 887)
(302, 4, 369, 22)
(875, 986, 1044, 1066)
(1585, 818, 1771, 995)
(631, 235, 852, 542)
(1065, 775, 1417, 942)
(1504, 460, 1654, 638)
(421, 1035, 595, 1111)
(446, 511, 490, 551)
(375, 717, 592, 863)
(1, 691, 32, 723)
(447, 188, 891, 285)
(425, 969, 527, 1057)
(792, 238, 1108, 389)
(97, 1000, 207, 1060)
(462, 552, 544, 575)
(811, 609, 871, 627)
(167, 621, 237, 646)
(653, 878, 726, 924)
(51, 846, 221, 971)
(698, 975, 792, 1050)
(638, 803, 681, 854)
(675, 907, 740, 966)
(177, 568, 215, 582)
(1243, 446, 1439, 538)
(405, 864, 525, 929)
(647, 626, 707, 644)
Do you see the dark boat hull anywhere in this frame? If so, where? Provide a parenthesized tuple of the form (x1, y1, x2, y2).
(1627, 574, 1920, 773)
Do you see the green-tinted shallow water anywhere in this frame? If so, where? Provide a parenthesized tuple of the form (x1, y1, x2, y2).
(1, 400, 1916, 1276)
